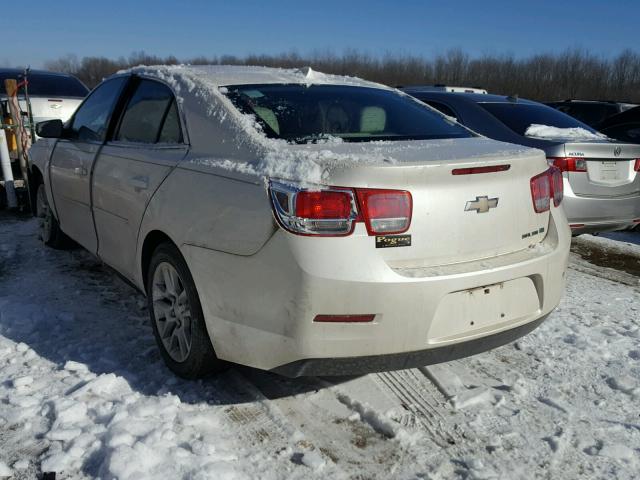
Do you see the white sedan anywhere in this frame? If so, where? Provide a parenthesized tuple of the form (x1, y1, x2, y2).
(29, 65, 570, 378)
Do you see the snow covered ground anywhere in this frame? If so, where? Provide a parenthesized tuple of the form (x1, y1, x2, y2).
(0, 213, 638, 480)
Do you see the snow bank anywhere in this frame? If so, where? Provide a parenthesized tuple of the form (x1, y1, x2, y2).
(3, 216, 640, 479)
(0, 462, 12, 478)
(525, 124, 606, 141)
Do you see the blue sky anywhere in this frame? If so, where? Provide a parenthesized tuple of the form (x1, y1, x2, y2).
(3, 0, 638, 68)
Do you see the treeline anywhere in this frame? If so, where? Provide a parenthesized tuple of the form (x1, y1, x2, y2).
(44, 48, 640, 102)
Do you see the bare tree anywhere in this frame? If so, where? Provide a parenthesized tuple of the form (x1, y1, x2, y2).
(41, 48, 640, 102)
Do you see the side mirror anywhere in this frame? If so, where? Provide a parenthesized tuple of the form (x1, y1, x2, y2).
(36, 119, 64, 138)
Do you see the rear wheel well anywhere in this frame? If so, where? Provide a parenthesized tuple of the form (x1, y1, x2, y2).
(141, 230, 175, 291)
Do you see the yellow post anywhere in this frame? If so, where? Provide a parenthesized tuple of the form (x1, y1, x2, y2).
(4, 79, 32, 210)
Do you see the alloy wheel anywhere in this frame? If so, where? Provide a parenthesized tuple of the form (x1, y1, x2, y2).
(152, 262, 193, 362)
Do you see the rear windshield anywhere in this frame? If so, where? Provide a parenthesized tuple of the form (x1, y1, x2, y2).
(223, 84, 474, 143)
(555, 103, 618, 127)
(0, 72, 88, 98)
(479, 102, 598, 136)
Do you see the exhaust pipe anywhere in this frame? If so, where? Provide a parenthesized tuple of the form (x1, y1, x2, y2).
(0, 129, 18, 208)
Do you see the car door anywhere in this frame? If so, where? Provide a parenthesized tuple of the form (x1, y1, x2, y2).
(49, 76, 128, 252)
(92, 77, 188, 280)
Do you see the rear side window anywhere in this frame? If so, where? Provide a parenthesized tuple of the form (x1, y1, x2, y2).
(422, 100, 458, 119)
(0, 72, 89, 97)
(70, 77, 127, 142)
(479, 102, 597, 136)
(116, 79, 182, 144)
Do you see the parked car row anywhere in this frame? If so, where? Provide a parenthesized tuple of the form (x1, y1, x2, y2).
(22, 65, 636, 380)
(544, 99, 638, 129)
(402, 89, 640, 235)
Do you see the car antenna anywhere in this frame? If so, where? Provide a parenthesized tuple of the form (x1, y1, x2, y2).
(507, 94, 519, 102)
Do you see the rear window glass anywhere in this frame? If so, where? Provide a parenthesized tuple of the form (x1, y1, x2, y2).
(556, 103, 618, 127)
(601, 123, 640, 143)
(223, 84, 473, 143)
(479, 102, 597, 136)
(0, 72, 88, 97)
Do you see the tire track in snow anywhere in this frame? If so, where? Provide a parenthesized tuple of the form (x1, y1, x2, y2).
(236, 369, 439, 479)
(220, 370, 353, 478)
(373, 369, 462, 447)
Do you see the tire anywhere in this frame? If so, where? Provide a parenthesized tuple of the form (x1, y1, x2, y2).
(146, 241, 225, 379)
(36, 184, 71, 249)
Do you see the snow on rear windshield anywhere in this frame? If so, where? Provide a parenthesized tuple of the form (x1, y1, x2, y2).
(479, 102, 599, 137)
(524, 124, 606, 141)
(223, 84, 474, 143)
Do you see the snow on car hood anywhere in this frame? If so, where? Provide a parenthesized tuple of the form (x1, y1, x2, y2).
(122, 65, 535, 184)
(524, 124, 608, 141)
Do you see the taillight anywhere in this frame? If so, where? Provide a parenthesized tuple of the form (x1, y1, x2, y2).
(634, 159, 640, 172)
(530, 170, 551, 213)
(295, 191, 352, 219)
(270, 182, 357, 236)
(268, 180, 412, 237)
(548, 157, 587, 172)
(549, 166, 563, 207)
(355, 189, 412, 235)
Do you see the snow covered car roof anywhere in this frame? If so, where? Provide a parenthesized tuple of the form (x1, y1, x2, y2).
(122, 64, 391, 90)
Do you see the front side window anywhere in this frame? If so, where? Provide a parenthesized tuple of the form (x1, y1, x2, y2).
(223, 84, 473, 143)
(479, 102, 598, 137)
(116, 79, 182, 144)
(70, 77, 127, 142)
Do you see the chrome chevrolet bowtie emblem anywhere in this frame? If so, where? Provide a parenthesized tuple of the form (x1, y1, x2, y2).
(465, 196, 499, 213)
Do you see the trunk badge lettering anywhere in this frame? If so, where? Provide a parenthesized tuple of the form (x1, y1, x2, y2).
(50, 104, 62, 109)
(465, 196, 499, 213)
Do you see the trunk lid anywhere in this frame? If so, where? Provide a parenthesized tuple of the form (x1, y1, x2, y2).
(299, 137, 552, 267)
(562, 141, 640, 197)
(18, 96, 83, 125)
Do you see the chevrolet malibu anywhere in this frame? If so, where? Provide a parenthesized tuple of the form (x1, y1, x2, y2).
(29, 66, 570, 378)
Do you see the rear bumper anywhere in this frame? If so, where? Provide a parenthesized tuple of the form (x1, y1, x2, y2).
(563, 179, 640, 234)
(273, 314, 547, 377)
(183, 207, 570, 374)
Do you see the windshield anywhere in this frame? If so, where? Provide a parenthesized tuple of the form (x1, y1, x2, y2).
(223, 84, 474, 143)
(479, 102, 598, 136)
(0, 72, 88, 98)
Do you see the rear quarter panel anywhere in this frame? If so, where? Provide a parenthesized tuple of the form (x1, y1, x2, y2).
(135, 159, 276, 289)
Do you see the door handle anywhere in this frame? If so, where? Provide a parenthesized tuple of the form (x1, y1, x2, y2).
(73, 167, 88, 176)
(129, 175, 149, 191)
